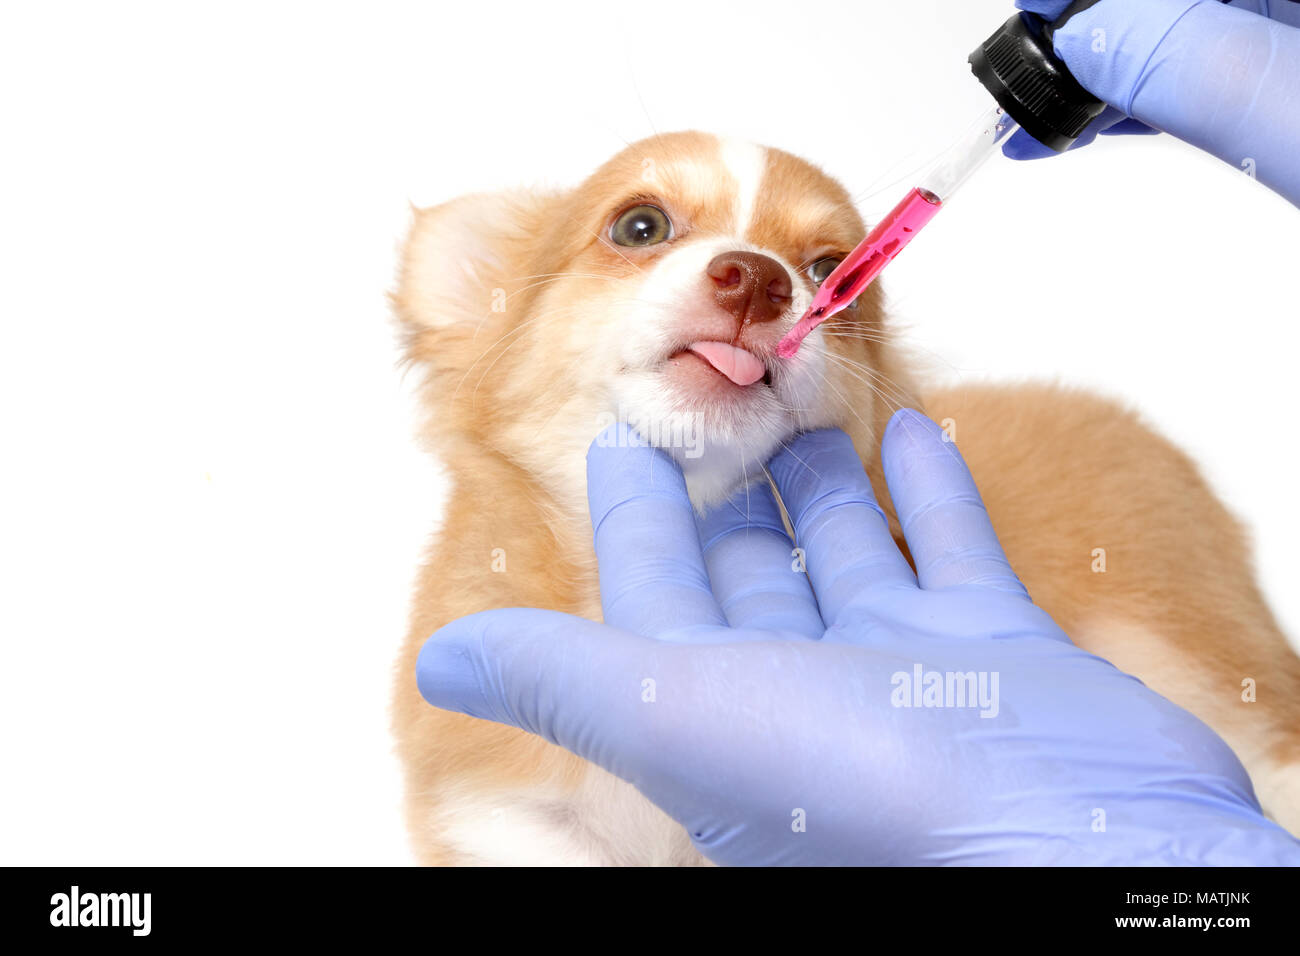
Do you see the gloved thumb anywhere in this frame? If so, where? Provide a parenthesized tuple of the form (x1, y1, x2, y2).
(1003, 106, 1156, 160)
(416, 608, 662, 771)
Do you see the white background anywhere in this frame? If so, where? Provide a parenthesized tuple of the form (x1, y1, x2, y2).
(1, 0, 1296, 865)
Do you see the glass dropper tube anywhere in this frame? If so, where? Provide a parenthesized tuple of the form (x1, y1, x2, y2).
(919, 101, 1019, 202)
(776, 102, 1019, 358)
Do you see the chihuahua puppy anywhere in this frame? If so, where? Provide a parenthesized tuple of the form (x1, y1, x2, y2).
(390, 132, 1300, 865)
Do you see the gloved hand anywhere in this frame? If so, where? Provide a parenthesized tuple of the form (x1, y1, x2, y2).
(1006, 0, 1300, 206)
(415, 410, 1300, 865)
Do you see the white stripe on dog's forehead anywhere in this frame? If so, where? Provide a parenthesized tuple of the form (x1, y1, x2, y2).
(718, 139, 767, 237)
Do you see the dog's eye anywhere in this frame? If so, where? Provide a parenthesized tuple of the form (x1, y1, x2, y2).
(610, 205, 673, 247)
(806, 257, 842, 285)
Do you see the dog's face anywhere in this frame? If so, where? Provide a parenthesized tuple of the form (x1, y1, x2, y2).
(396, 131, 914, 511)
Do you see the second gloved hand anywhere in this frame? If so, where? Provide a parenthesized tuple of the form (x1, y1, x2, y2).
(1006, 0, 1300, 206)
(416, 411, 1300, 866)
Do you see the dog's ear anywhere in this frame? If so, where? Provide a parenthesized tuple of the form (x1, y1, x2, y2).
(392, 188, 558, 364)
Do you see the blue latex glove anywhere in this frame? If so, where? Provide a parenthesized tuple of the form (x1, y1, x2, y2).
(1006, 0, 1300, 206)
(416, 410, 1300, 865)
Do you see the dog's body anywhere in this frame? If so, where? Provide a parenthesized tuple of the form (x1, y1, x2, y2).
(390, 132, 1300, 865)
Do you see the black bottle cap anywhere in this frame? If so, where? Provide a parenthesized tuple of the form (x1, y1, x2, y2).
(968, 11, 1106, 153)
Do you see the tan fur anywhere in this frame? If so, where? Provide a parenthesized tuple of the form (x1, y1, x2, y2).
(390, 132, 1300, 864)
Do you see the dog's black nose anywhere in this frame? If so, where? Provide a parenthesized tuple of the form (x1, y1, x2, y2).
(706, 251, 792, 324)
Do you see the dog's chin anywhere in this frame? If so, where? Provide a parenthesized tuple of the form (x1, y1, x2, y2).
(614, 370, 805, 512)
(675, 440, 779, 512)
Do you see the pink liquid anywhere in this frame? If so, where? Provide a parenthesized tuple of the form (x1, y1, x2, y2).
(776, 186, 943, 358)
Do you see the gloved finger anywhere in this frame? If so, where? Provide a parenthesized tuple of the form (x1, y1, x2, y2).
(1098, 117, 1158, 136)
(416, 609, 802, 858)
(1226, 0, 1300, 28)
(695, 480, 824, 638)
(1002, 125, 1088, 160)
(1015, 0, 1071, 18)
(881, 409, 1030, 598)
(416, 608, 670, 777)
(1001, 127, 1057, 161)
(586, 425, 727, 637)
(1002, 106, 1144, 160)
(767, 429, 916, 627)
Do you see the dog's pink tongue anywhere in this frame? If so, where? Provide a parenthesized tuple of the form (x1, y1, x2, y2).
(686, 341, 766, 387)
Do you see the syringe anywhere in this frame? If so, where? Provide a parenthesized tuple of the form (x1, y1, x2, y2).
(777, 7, 1107, 359)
